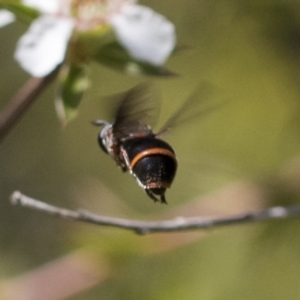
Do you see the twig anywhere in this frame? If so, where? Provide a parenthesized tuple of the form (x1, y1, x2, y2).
(0, 67, 60, 144)
(10, 191, 300, 235)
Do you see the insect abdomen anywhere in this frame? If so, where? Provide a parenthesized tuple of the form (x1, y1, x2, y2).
(132, 155, 177, 188)
(122, 137, 177, 190)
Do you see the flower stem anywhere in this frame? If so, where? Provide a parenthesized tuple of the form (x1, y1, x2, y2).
(0, 67, 60, 144)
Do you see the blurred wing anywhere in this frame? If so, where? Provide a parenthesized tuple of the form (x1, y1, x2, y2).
(157, 82, 225, 136)
(112, 83, 160, 140)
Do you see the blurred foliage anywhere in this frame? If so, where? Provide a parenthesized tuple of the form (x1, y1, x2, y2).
(56, 64, 89, 126)
(1, 0, 300, 299)
(94, 41, 177, 77)
(0, 1, 39, 24)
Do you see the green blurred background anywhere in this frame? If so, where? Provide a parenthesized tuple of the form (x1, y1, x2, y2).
(2, 0, 300, 299)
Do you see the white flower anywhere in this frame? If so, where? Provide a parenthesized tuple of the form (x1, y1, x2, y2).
(0, 10, 15, 27)
(111, 5, 175, 65)
(0, 0, 176, 77)
(15, 16, 75, 77)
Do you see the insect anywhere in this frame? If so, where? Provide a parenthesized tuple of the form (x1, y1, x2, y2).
(93, 83, 218, 204)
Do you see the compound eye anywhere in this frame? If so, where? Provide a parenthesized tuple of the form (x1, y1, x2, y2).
(98, 135, 108, 153)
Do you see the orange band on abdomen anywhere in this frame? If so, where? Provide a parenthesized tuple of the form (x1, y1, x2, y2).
(130, 148, 177, 170)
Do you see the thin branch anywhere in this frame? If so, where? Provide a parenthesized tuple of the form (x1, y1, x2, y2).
(10, 191, 300, 235)
(0, 67, 60, 144)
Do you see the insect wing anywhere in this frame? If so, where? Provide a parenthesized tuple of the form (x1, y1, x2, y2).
(157, 82, 224, 136)
(112, 83, 160, 140)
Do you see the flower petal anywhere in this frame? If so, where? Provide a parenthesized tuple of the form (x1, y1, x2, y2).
(22, 0, 61, 14)
(0, 10, 16, 27)
(110, 4, 176, 65)
(14, 15, 75, 77)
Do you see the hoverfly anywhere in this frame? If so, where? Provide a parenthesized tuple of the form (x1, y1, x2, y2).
(93, 83, 218, 204)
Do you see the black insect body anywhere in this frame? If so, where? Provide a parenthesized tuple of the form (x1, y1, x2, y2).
(121, 137, 177, 203)
(93, 83, 217, 204)
(93, 122, 177, 204)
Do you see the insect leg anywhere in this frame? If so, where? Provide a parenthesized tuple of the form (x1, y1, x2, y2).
(145, 189, 160, 202)
(120, 146, 131, 172)
(145, 189, 167, 204)
(160, 194, 167, 204)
